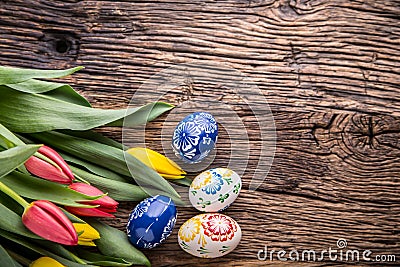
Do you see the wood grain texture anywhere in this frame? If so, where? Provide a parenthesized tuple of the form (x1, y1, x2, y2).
(0, 0, 399, 266)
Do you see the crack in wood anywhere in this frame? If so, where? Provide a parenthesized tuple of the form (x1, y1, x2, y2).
(255, 187, 340, 204)
(310, 113, 337, 147)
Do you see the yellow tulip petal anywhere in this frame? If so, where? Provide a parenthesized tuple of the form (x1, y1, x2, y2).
(127, 147, 155, 169)
(30, 257, 65, 267)
(160, 173, 186, 179)
(127, 147, 186, 177)
(73, 223, 100, 246)
(77, 239, 97, 246)
(165, 156, 185, 172)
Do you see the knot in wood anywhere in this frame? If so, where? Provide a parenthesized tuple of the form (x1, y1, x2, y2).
(39, 30, 80, 59)
(314, 114, 400, 164)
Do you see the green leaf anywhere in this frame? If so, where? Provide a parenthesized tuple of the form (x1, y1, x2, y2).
(0, 145, 41, 178)
(0, 245, 21, 267)
(0, 229, 97, 267)
(1, 171, 101, 207)
(60, 130, 125, 150)
(0, 136, 10, 149)
(6, 78, 65, 93)
(0, 191, 24, 215)
(0, 125, 31, 174)
(0, 202, 40, 239)
(77, 250, 132, 267)
(0, 86, 173, 133)
(70, 166, 148, 201)
(30, 131, 181, 200)
(44, 84, 91, 107)
(60, 207, 86, 224)
(0, 123, 24, 147)
(0, 242, 36, 267)
(88, 219, 151, 267)
(0, 66, 83, 84)
(61, 152, 128, 182)
(171, 177, 192, 187)
(6, 79, 91, 107)
(33, 240, 77, 262)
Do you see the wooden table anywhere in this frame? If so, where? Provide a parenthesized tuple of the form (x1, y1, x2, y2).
(1, 1, 399, 266)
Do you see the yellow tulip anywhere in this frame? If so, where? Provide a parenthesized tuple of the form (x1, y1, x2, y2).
(30, 257, 65, 267)
(73, 223, 100, 246)
(127, 147, 186, 179)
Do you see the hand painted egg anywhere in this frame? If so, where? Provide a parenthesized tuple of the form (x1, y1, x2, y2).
(126, 195, 177, 249)
(189, 168, 241, 212)
(178, 213, 241, 258)
(172, 112, 218, 163)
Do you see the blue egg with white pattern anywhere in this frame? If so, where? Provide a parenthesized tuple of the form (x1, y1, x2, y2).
(126, 195, 177, 249)
(172, 112, 218, 163)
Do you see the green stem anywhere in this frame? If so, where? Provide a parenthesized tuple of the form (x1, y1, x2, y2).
(69, 251, 87, 264)
(6, 249, 31, 266)
(0, 135, 14, 149)
(73, 173, 90, 184)
(0, 181, 29, 208)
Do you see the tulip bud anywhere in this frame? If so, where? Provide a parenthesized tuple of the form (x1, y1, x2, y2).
(65, 183, 118, 218)
(30, 257, 65, 267)
(127, 147, 186, 179)
(73, 223, 100, 246)
(25, 146, 74, 184)
(22, 200, 78, 245)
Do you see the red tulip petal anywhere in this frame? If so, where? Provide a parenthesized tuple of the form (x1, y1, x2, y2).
(69, 183, 118, 211)
(38, 146, 75, 181)
(65, 206, 115, 218)
(25, 157, 72, 184)
(97, 206, 118, 213)
(69, 183, 103, 195)
(23, 201, 78, 245)
(88, 195, 119, 208)
(34, 201, 77, 239)
(33, 201, 78, 244)
(38, 146, 75, 180)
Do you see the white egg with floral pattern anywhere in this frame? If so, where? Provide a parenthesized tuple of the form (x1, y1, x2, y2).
(178, 213, 241, 258)
(189, 168, 241, 212)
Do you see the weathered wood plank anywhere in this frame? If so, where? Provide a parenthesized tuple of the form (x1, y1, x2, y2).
(1, 0, 400, 115)
(0, 0, 399, 266)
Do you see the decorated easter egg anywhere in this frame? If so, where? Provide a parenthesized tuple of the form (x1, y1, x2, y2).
(189, 168, 241, 212)
(172, 112, 218, 163)
(126, 195, 177, 249)
(178, 213, 241, 258)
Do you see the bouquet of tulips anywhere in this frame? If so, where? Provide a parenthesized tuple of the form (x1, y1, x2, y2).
(0, 66, 187, 266)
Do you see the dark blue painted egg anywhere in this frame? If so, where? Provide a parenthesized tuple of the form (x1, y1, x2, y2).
(172, 112, 218, 163)
(126, 195, 177, 249)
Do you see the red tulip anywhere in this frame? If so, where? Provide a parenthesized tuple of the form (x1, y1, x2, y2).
(65, 183, 118, 218)
(22, 200, 78, 245)
(25, 146, 74, 184)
